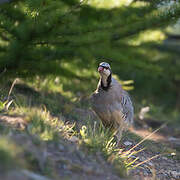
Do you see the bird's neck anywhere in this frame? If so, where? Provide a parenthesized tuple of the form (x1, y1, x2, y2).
(100, 74, 112, 91)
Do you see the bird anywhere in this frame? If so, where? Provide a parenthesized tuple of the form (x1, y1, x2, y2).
(90, 62, 134, 145)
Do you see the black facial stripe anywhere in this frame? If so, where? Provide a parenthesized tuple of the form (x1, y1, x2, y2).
(100, 66, 109, 69)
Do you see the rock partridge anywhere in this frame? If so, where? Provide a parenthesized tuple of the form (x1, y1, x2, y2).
(91, 62, 134, 145)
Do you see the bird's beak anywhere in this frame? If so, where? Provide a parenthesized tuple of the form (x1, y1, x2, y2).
(98, 66, 104, 72)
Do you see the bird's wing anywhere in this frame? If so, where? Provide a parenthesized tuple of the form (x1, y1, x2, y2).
(119, 91, 134, 125)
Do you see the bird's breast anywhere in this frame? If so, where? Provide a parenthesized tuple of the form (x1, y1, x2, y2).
(91, 91, 125, 128)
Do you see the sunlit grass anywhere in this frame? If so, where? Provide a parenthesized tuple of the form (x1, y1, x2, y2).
(79, 122, 127, 176)
(78, 122, 159, 176)
(11, 106, 75, 141)
(79, 122, 116, 152)
(79, 121, 178, 177)
(79, 122, 138, 176)
(25, 74, 96, 101)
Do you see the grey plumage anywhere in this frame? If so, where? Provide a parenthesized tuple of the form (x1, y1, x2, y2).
(91, 62, 134, 145)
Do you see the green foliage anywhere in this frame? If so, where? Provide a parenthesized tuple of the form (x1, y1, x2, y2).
(0, 100, 6, 111)
(0, 0, 180, 110)
(12, 106, 75, 141)
(79, 122, 169, 176)
(79, 123, 116, 153)
(79, 123, 127, 176)
(0, 100, 13, 111)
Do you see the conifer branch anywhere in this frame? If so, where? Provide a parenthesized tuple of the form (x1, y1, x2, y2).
(0, 32, 10, 41)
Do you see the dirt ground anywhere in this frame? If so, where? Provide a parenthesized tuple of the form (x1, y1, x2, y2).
(0, 113, 180, 180)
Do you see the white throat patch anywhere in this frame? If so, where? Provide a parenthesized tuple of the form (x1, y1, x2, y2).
(101, 75, 108, 87)
(100, 69, 111, 87)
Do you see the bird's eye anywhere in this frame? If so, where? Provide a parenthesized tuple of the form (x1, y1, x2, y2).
(100, 66, 108, 69)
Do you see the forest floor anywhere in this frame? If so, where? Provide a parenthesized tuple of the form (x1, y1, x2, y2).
(0, 81, 180, 180)
(0, 110, 180, 180)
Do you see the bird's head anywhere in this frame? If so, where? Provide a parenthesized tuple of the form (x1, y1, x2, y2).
(98, 62, 111, 77)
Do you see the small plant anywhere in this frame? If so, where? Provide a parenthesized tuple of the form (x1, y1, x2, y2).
(79, 122, 116, 152)
(0, 79, 18, 112)
(0, 100, 6, 111)
(79, 122, 127, 176)
(0, 99, 13, 112)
